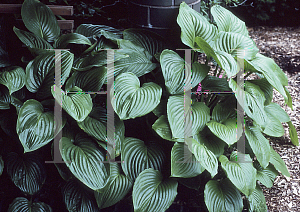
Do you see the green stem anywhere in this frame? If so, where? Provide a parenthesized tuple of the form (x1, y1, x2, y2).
(193, 51, 199, 63)
(205, 56, 210, 65)
(208, 94, 217, 107)
(209, 95, 219, 109)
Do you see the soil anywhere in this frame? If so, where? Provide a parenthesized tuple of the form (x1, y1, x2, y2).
(248, 26, 300, 212)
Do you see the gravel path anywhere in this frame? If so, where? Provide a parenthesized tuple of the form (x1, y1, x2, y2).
(248, 26, 300, 212)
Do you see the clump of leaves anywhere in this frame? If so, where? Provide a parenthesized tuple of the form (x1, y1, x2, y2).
(0, 0, 298, 211)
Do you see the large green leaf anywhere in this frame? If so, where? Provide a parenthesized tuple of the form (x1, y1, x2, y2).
(171, 142, 205, 178)
(211, 101, 236, 123)
(160, 49, 209, 95)
(26, 50, 74, 99)
(0, 66, 25, 95)
(60, 134, 110, 190)
(65, 66, 106, 92)
(21, 0, 60, 42)
(245, 125, 270, 169)
(52, 86, 93, 122)
(195, 37, 238, 78)
(16, 99, 61, 152)
(114, 39, 157, 77)
(206, 119, 242, 145)
(132, 168, 178, 212)
(229, 79, 268, 128)
(8, 197, 52, 212)
(254, 161, 278, 188)
(263, 103, 285, 137)
(123, 28, 165, 58)
(193, 127, 226, 158)
(200, 75, 232, 94)
(287, 121, 299, 146)
(121, 137, 165, 182)
(250, 78, 273, 106)
(6, 152, 46, 195)
(63, 180, 99, 212)
(152, 115, 184, 142)
(167, 96, 210, 139)
(177, 2, 217, 48)
(111, 72, 162, 120)
(211, 5, 249, 37)
(77, 106, 125, 157)
(76, 24, 123, 38)
(13, 27, 53, 51)
(219, 152, 257, 196)
(94, 163, 133, 209)
(213, 31, 258, 60)
(269, 147, 290, 177)
(247, 183, 268, 212)
(190, 138, 218, 177)
(204, 178, 243, 212)
(245, 53, 289, 106)
(54, 33, 92, 49)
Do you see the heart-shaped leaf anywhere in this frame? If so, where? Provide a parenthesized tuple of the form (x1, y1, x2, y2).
(123, 28, 165, 58)
(114, 40, 157, 78)
(245, 53, 289, 106)
(193, 127, 226, 158)
(219, 152, 257, 196)
(111, 72, 162, 120)
(94, 163, 133, 209)
(65, 66, 106, 92)
(52, 86, 93, 122)
(16, 99, 62, 152)
(204, 178, 243, 212)
(200, 75, 232, 94)
(245, 125, 270, 169)
(160, 49, 209, 95)
(13, 27, 53, 52)
(0, 84, 13, 109)
(63, 179, 100, 212)
(247, 183, 268, 212)
(21, 0, 60, 42)
(211, 5, 249, 36)
(152, 115, 184, 142)
(54, 33, 92, 49)
(213, 31, 258, 60)
(195, 37, 238, 78)
(167, 96, 210, 139)
(8, 197, 52, 212)
(207, 119, 242, 145)
(189, 138, 218, 177)
(121, 137, 165, 182)
(77, 106, 125, 157)
(229, 79, 268, 128)
(60, 134, 110, 190)
(177, 2, 218, 48)
(6, 152, 46, 195)
(26, 50, 74, 99)
(254, 161, 278, 188)
(171, 142, 205, 178)
(263, 104, 285, 137)
(0, 66, 25, 95)
(269, 147, 290, 177)
(211, 101, 236, 123)
(76, 24, 123, 38)
(250, 78, 273, 106)
(132, 168, 178, 212)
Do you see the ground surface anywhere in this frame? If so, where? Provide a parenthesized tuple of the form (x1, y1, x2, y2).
(248, 26, 300, 212)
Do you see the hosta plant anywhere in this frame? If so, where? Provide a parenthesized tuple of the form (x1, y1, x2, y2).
(0, 0, 298, 211)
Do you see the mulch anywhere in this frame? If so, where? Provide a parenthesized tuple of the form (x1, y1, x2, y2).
(248, 26, 300, 212)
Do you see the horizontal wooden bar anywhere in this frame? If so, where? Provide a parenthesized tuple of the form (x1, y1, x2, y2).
(0, 4, 73, 16)
(16, 19, 74, 30)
